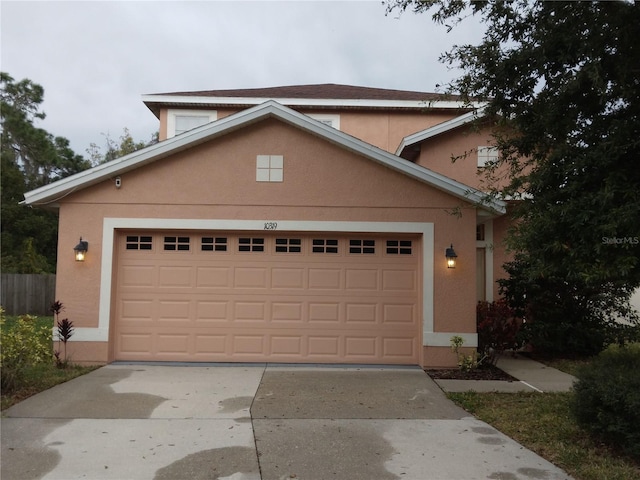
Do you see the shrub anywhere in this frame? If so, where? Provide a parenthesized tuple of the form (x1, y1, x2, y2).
(51, 300, 74, 368)
(0, 308, 53, 391)
(477, 299, 523, 365)
(450, 335, 481, 371)
(572, 343, 640, 460)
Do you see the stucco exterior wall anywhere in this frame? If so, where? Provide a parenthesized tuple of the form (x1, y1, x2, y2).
(157, 106, 461, 154)
(57, 118, 478, 367)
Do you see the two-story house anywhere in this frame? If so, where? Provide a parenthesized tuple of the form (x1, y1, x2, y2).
(23, 84, 509, 367)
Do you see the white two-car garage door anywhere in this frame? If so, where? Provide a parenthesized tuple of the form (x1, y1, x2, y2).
(113, 231, 421, 364)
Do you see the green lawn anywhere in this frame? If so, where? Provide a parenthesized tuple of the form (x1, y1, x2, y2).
(449, 391, 640, 480)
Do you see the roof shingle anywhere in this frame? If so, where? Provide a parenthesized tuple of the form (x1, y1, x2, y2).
(152, 83, 450, 101)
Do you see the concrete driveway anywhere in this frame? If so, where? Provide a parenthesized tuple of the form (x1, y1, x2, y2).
(1, 364, 572, 480)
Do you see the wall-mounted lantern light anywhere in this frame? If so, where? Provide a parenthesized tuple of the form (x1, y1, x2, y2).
(74, 237, 88, 262)
(445, 244, 458, 269)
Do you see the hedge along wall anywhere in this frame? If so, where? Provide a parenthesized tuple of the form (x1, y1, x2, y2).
(0, 274, 56, 315)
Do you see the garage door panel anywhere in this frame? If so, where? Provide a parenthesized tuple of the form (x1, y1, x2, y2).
(233, 335, 266, 355)
(194, 334, 227, 355)
(345, 269, 379, 290)
(120, 299, 155, 321)
(383, 304, 417, 324)
(271, 302, 304, 322)
(158, 266, 192, 288)
(308, 336, 340, 356)
(382, 269, 417, 292)
(345, 303, 378, 324)
(234, 302, 266, 321)
(196, 266, 232, 288)
(114, 232, 421, 364)
(157, 333, 190, 353)
(196, 301, 229, 322)
(234, 267, 268, 288)
(157, 300, 191, 322)
(308, 268, 342, 289)
(120, 265, 155, 287)
(308, 302, 340, 323)
(270, 335, 303, 356)
(271, 268, 305, 289)
(382, 337, 417, 358)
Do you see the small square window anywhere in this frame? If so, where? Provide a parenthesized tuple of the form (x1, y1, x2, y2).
(257, 155, 284, 182)
(478, 146, 498, 168)
(476, 225, 486, 241)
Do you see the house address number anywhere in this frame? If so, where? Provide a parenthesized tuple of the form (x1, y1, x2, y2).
(264, 222, 278, 230)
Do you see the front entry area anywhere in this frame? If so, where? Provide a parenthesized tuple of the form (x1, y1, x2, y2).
(112, 230, 422, 364)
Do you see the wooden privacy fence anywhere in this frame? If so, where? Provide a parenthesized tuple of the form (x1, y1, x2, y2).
(1, 274, 56, 316)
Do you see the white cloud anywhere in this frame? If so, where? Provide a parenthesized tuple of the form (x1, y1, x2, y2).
(1, 1, 485, 155)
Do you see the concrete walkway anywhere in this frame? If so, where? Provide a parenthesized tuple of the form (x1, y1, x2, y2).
(1, 364, 573, 480)
(435, 354, 577, 393)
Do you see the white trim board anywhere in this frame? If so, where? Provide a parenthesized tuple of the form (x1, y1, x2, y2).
(70, 219, 436, 347)
(23, 101, 505, 216)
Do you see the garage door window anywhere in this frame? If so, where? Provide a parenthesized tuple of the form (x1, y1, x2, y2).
(239, 237, 265, 252)
(386, 240, 413, 255)
(275, 238, 302, 253)
(126, 235, 153, 250)
(312, 238, 338, 253)
(164, 236, 190, 251)
(349, 239, 375, 254)
(201, 237, 228, 252)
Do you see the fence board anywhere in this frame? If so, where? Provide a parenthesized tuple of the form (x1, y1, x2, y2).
(1, 274, 56, 316)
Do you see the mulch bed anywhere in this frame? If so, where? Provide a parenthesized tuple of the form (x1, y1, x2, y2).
(426, 363, 518, 381)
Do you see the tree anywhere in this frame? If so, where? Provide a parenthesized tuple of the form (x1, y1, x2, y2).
(1, 73, 90, 272)
(87, 127, 158, 165)
(386, 1, 640, 354)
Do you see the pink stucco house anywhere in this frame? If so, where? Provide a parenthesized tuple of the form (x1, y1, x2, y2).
(23, 84, 509, 368)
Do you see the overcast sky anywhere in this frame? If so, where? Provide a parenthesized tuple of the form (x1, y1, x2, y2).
(2, 1, 485, 157)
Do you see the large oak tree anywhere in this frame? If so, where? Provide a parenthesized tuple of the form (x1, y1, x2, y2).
(387, 0, 640, 353)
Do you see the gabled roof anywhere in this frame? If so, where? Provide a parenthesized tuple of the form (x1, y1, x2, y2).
(23, 100, 505, 215)
(396, 106, 488, 158)
(142, 83, 479, 118)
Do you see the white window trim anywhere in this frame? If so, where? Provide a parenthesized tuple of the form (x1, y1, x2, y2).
(476, 220, 494, 302)
(71, 219, 464, 349)
(166, 109, 217, 138)
(307, 113, 340, 130)
(256, 155, 284, 182)
(477, 145, 498, 168)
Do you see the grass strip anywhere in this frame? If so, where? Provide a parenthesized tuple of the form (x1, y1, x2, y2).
(449, 391, 640, 480)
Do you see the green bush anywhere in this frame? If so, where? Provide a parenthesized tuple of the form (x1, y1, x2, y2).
(0, 308, 53, 391)
(572, 343, 640, 460)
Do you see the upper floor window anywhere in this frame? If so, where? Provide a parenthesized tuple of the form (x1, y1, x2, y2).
(477, 146, 498, 168)
(307, 113, 341, 130)
(167, 109, 217, 138)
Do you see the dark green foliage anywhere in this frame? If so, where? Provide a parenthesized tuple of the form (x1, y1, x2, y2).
(1, 72, 91, 273)
(476, 299, 523, 365)
(573, 343, 640, 460)
(501, 256, 640, 356)
(51, 301, 74, 368)
(386, 1, 640, 356)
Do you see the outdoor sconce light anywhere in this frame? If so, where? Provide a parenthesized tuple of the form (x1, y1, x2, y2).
(445, 244, 458, 269)
(74, 237, 88, 262)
